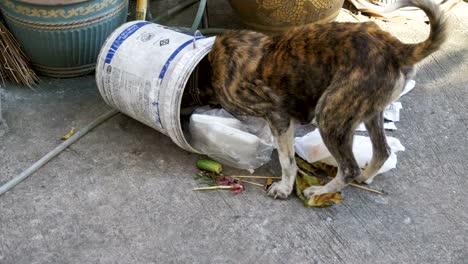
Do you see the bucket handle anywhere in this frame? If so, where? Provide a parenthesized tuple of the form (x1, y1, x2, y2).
(192, 30, 202, 49)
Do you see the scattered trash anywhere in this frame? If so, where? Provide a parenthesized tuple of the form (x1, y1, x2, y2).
(265, 177, 273, 190)
(60, 127, 75, 140)
(230, 175, 279, 188)
(384, 102, 403, 122)
(308, 193, 343, 207)
(230, 175, 280, 180)
(295, 164, 342, 207)
(192, 159, 283, 193)
(193, 159, 246, 194)
(189, 107, 274, 171)
(296, 156, 337, 179)
(192, 158, 383, 207)
(193, 184, 244, 193)
(295, 156, 383, 207)
(295, 129, 405, 184)
(237, 179, 264, 187)
(296, 157, 384, 194)
(196, 159, 223, 174)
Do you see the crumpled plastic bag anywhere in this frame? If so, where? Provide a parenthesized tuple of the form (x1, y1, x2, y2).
(189, 107, 274, 171)
(294, 129, 405, 184)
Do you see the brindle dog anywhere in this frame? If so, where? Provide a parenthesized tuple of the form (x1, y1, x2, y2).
(207, 0, 447, 199)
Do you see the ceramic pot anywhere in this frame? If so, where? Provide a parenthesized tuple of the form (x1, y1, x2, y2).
(228, 0, 345, 33)
(0, 0, 129, 77)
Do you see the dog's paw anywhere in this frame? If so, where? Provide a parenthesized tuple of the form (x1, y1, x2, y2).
(354, 175, 368, 184)
(303, 185, 330, 199)
(355, 174, 375, 185)
(363, 176, 376, 185)
(267, 181, 292, 199)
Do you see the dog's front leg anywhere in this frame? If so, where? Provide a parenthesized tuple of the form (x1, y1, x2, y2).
(267, 118, 297, 199)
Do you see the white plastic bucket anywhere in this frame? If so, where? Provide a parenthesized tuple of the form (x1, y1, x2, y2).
(96, 21, 215, 152)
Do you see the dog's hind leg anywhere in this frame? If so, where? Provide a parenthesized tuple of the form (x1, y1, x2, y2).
(303, 86, 362, 198)
(355, 112, 391, 184)
(266, 114, 297, 199)
(303, 124, 361, 198)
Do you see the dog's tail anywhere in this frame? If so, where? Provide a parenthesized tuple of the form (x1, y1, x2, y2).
(363, 0, 448, 66)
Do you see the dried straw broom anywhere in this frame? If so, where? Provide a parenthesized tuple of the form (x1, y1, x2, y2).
(0, 22, 38, 89)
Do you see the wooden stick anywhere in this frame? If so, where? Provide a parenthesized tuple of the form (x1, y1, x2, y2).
(193, 186, 232, 191)
(234, 179, 264, 187)
(230, 175, 281, 179)
(299, 167, 384, 195)
(349, 182, 384, 194)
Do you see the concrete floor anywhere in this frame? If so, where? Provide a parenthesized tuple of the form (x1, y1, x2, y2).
(1, 1, 468, 263)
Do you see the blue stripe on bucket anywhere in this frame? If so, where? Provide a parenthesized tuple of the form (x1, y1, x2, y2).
(158, 36, 205, 80)
(105, 21, 151, 64)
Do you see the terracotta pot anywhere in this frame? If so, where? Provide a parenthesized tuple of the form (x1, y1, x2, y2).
(228, 0, 345, 33)
(0, 0, 129, 77)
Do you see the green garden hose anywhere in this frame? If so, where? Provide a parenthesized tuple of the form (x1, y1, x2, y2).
(0, 109, 119, 196)
(0, 0, 226, 197)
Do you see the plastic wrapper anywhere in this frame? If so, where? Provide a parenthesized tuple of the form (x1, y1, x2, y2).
(295, 129, 405, 183)
(189, 107, 274, 171)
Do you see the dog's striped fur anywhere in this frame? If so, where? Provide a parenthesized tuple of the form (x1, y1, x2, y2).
(207, 0, 448, 199)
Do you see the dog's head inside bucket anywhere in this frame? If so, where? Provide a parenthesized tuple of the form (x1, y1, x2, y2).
(180, 55, 216, 139)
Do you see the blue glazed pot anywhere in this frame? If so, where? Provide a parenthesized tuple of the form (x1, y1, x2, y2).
(0, 0, 129, 77)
